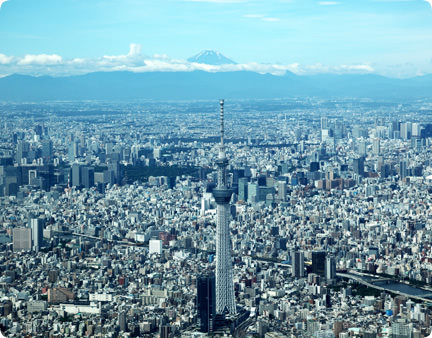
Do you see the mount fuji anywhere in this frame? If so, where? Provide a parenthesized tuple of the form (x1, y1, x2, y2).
(187, 50, 236, 65)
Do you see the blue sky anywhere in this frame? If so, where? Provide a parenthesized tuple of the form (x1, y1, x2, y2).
(0, 0, 432, 77)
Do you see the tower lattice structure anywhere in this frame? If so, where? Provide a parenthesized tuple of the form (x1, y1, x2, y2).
(212, 99, 236, 315)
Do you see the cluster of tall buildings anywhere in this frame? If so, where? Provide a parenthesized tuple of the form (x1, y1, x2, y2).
(0, 99, 432, 336)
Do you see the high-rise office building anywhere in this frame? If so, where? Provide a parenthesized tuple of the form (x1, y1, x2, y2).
(412, 122, 421, 137)
(71, 164, 81, 187)
(118, 311, 127, 332)
(353, 157, 365, 176)
(312, 250, 326, 277)
(16, 140, 29, 164)
(334, 120, 344, 140)
(81, 166, 94, 189)
(13, 227, 32, 252)
(390, 121, 400, 139)
(400, 122, 412, 141)
(238, 177, 248, 202)
(373, 138, 381, 155)
(399, 160, 408, 179)
(105, 142, 114, 155)
(291, 251, 304, 278)
(352, 125, 368, 139)
(159, 325, 170, 338)
(212, 100, 236, 315)
(247, 182, 258, 204)
(31, 218, 44, 252)
(107, 161, 122, 184)
(357, 141, 367, 157)
(197, 274, 216, 333)
(325, 256, 336, 280)
(68, 141, 79, 162)
(321, 117, 330, 142)
(277, 181, 287, 202)
(41, 139, 53, 161)
(321, 117, 328, 130)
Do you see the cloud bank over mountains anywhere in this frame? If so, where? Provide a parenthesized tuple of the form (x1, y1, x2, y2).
(0, 43, 378, 78)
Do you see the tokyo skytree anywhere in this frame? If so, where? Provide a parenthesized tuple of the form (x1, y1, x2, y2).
(212, 99, 236, 315)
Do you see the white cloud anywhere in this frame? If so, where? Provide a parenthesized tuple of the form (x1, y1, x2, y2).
(71, 58, 87, 64)
(0, 0, 8, 10)
(0, 45, 384, 78)
(244, 14, 280, 22)
(0, 53, 13, 64)
(295, 63, 374, 74)
(18, 54, 62, 65)
(319, 1, 340, 5)
(337, 64, 374, 72)
(0, 56, 376, 76)
(425, 0, 432, 8)
(127, 59, 307, 76)
(128, 43, 142, 56)
(102, 43, 144, 63)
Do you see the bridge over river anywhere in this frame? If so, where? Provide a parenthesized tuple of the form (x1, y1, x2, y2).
(338, 271, 432, 303)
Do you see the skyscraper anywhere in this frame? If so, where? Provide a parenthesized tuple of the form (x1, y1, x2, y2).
(400, 122, 411, 140)
(325, 256, 336, 281)
(16, 140, 29, 164)
(212, 100, 236, 315)
(13, 227, 32, 252)
(31, 218, 44, 252)
(238, 177, 248, 202)
(353, 157, 365, 177)
(372, 138, 380, 155)
(197, 274, 216, 333)
(68, 140, 79, 162)
(247, 182, 258, 204)
(291, 250, 305, 278)
(321, 116, 328, 130)
(81, 166, 94, 189)
(71, 163, 81, 187)
(399, 160, 408, 179)
(312, 250, 326, 277)
(118, 310, 127, 332)
(41, 139, 53, 161)
(277, 181, 287, 202)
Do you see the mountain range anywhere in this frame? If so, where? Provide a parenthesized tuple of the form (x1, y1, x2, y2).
(0, 68, 431, 101)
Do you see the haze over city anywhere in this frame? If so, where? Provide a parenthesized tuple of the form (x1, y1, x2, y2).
(2, 0, 432, 338)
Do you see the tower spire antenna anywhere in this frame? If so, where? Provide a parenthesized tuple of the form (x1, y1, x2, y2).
(220, 99, 224, 146)
(219, 99, 225, 159)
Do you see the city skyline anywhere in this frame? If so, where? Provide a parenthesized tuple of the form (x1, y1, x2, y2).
(2, 0, 432, 336)
(0, 0, 432, 77)
(2, 98, 432, 336)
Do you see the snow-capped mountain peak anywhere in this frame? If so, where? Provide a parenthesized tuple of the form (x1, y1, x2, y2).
(187, 50, 236, 65)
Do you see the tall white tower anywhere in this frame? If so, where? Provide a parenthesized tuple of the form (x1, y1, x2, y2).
(212, 99, 236, 315)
